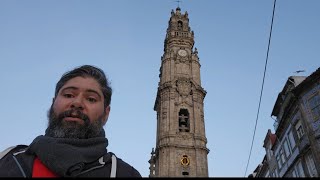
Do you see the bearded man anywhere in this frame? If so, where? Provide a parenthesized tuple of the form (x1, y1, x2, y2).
(0, 65, 141, 178)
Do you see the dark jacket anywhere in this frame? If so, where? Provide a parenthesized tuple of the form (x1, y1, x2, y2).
(0, 145, 141, 177)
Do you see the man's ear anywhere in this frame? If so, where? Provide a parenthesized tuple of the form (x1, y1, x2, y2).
(102, 106, 111, 125)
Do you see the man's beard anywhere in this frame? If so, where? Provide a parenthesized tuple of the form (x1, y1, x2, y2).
(45, 105, 106, 139)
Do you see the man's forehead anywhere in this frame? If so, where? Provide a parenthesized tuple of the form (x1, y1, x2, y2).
(61, 77, 103, 94)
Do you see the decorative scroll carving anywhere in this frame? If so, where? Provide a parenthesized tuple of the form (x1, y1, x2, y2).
(176, 56, 190, 64)
(162, 112, 167, 120)
(177, 79, 191, 97)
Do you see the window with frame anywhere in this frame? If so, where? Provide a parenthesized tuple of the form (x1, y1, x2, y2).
(178, 109, 190, 132)
(177, 21, 183, 30)
(280, 148, 286, 165)
(276, 154, 282, 169)
(291, 164, 304, 177)
(283, 138, 291, 158)
(266, 142, 274, 160)
(308, 93, 320, 121)
(274, 169, 279, 177)
(306, 152, 318, 177)
(292, 169, 298, 177)
(288, 131, 296, 149)
(267, 149, 273, 160)
(296, 160, 305, 177)
(295, 121, 305, 139)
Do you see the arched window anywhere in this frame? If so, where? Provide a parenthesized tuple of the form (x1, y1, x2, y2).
(178, 21, 183, 30)
(179, 109, 190, 132)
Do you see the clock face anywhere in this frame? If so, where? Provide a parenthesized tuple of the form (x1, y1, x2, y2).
(178, 49, 187, 57)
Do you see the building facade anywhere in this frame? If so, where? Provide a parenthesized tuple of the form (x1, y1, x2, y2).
(251, 68, 320, 177)
(148, 7, 209, 177)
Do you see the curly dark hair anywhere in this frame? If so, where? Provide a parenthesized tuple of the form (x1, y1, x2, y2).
(54, 65, 112, 107)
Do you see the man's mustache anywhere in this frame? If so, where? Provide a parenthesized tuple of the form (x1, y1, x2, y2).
(58, 108, 90, 124)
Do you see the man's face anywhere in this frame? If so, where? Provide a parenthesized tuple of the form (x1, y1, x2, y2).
(46, 76, 110, 139)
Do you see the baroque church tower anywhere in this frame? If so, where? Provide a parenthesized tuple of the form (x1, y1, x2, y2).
(149, 7, 209, 177)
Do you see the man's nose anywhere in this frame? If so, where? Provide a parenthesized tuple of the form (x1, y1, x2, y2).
(70, 96, 84, 110)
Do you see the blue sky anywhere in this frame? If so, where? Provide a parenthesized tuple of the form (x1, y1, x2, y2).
(0, 0, 319, 177)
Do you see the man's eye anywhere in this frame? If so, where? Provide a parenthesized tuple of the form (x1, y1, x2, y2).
(87, 97, 97, 103)
(63, 94, 74, 98)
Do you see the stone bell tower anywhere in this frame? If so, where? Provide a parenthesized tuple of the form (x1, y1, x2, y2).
(149, 7, 209, 177)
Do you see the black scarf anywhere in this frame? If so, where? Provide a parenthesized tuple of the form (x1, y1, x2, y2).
(26, 134, 108, 177)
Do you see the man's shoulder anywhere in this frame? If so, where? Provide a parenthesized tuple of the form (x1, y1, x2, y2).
(0, 145, 28, 160)
(0, 145, 31, 177)
(106, 152, 132, 168)
(106, 152, 142, 177)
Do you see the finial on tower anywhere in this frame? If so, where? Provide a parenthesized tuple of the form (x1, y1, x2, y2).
(175, 0, 181, 11)
(176, 0, 181, 7)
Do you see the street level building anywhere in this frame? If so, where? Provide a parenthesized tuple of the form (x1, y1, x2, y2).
(251, 67, 320, 177)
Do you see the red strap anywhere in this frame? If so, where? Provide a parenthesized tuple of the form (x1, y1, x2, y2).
(32, 157, 58, 177)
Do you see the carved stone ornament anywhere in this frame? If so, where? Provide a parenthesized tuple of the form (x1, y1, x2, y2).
(177, 56, 189, 64)
(177, 79, 191, 96)
(180, 155, 190, 166)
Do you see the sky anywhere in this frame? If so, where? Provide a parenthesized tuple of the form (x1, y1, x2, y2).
(0, 0, 319, 177)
